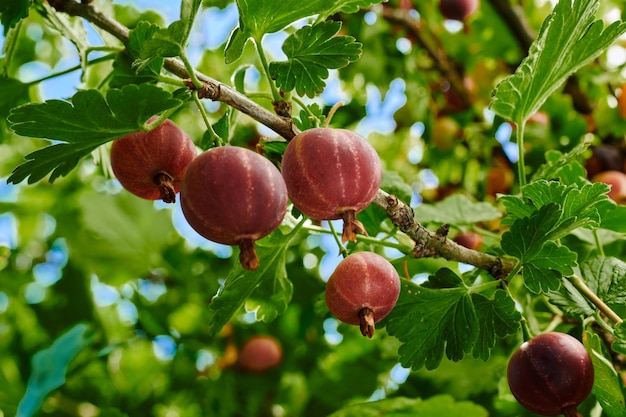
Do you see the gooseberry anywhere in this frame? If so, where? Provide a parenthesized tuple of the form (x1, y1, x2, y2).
(453, 231, 482, 251)
(439, 0, 479, 21)
(592, 170, 626, 204)
(507, 332, 594, 417)
(281, 128, 382, 242)
(325, 252, 401, 338)
(110, 118, 196, 203)
(180, 146, 288, 270)
(238, 335, 283, 373)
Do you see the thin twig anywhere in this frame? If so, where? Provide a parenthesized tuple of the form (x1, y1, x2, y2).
(379, 6, 471, 109)
(58, 0, 298, 139)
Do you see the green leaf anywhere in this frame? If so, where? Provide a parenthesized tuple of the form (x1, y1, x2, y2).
(205, 228, 298, 336)
(72, 190, 175, 285)
(501, 180, 608, 235)
(413, 194, 501, 226)
(225, 0, 385, 63)
(0, 0, 31, 36)
(521, 242, 577, 293)
(580, 256, 626, 309)
(612, 322, 626, 356)
(502, 204, 579, 293)
(0, 75, 29, 118)
(490, 0, 626, 124)
(269, 21, 362, 98)
(531, 142, 589, 184)
(7, 84, 182, 183)
(134, 0, 201, 71)
(585, 330, 626, 417)
(501, 203, 562, 261)
(547, 276, 595, 317)
(16, 324, 91, 417)
(294, 103, 326, 131)
(327, 394, 488, 417)
(110, 22, 163, 88)
(471, 291, 521, 360)
(598, 200, 626, 233)
(384, 269, 519, 370)
(134, 20, 187, 71)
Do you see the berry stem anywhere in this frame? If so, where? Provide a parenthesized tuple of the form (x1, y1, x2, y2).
(192, 91, 224, 146)
(239, 238, 260, 271)
(326, 221, 348, 258)
(253, 38, 283, 105)
(562, 406, 583, 417)
(358, 307, 376, 338)
(153, 172, 176, 203)
(341, 210, 368, 243)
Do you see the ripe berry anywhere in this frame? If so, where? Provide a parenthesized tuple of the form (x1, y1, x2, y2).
(453, 231, 482, 251)
(110, 119, 196, 203)
(281, 128, 382, 242)
(238, 335, 283, 373)
(585, 145, 623, 178)
(592, 170, 626, 204)
(325, 252, 400, 338)
(507, 332, 594, 417)
(180, 146, 288, 270)
(439, 0, 479, 21)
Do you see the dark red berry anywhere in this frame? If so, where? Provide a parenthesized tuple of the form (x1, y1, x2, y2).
(110, 119, 197, 203)
(592, 170, 626, 204)
(238, 335, 283, 373)
(439, 0, 479, 21)
(281, 128, 382, 243)
(453, 231, 482, 251)
(585, 145, 623, 179)
(325, 252, 400, 338)
(507, 332, 594, 417)
(180, 146, 288, 270)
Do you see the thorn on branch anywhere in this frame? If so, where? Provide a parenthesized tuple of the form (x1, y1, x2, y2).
(436, 224, 450, 237)
(273, 100, 292, 119)
(385, 194, 415, 231)
(184, 79, 220, 100)
(413, 243, 436, 258)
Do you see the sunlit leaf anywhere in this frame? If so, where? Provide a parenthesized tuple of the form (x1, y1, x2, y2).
(269, 22, 362, 98)
(225, 0, 385, 63)
(206, 228, 298, 336)
(7, 84, 182, 183)
(471, 291, 521, 360)
(0, 0, 30, 35)
(384, 269, 519, 370)
(490, 0, 626, 124)
(134, 0, 201, 71)
(585, 330, 626, 417)
(16, 324, 91, 417)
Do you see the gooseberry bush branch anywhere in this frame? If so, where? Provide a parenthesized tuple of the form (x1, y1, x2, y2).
(4, 0, 626, 415)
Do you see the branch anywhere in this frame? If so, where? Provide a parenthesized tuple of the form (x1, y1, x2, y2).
(485, 0, 534, 52)
(58, 0, 298, 139)
(373, 190, 518, 278)
(53, 0, 515, 278)
(379, 6, 471, 110)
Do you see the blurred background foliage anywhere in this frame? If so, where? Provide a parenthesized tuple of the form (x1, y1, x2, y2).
(1, 0, 626, 416)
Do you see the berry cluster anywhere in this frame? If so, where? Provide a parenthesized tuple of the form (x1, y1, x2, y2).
(110, 121, 401, 336)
